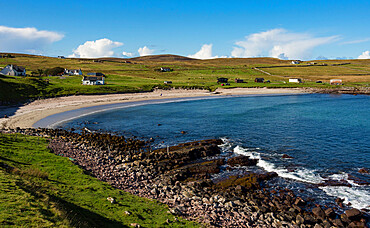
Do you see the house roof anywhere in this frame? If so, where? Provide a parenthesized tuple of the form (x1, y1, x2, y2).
(83, 76, 104, 81)
(87, 72, 105, 76)
(10, 65, 25, 72)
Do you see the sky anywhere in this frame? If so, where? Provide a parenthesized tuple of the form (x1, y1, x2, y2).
(1, 0, 370, 60)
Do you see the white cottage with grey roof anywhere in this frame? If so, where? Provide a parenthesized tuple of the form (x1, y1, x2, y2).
(0, 64, 26, 76)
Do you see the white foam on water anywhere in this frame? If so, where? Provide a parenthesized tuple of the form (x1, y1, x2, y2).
(233, 145, 324, 184)
(320, 186, 370, 210)
(328, 173, 364, 187)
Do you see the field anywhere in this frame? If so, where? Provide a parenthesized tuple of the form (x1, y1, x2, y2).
(0, 133, 198, 227)
(0, 53, 369, 104)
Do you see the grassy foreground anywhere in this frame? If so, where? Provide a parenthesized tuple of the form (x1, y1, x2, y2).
(0, 133, 199, 227)
(0, 53, 369, 104)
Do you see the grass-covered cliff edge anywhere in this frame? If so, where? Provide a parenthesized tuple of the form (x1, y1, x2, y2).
(1, 53, 369, 104)
(0, 133, 198, 227)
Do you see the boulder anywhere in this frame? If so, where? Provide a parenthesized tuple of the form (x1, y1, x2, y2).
(344, 208, 361, 221)
(312, 206, 326, 219)
(227, 155, 258, 167)
(358, 168, 369, 174)
(282, 154, 294, 159)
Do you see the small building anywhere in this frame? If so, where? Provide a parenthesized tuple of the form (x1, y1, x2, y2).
(291, 60, 302, 64)
(254, 78, 264, 83)
(289, 78, 302, 83)
(87, 72, 105, 77)
(217, 78, 228, 83)
(0, 64, 26, 76)
(160, 67, 172, 72)
(330, 79, 342, 85)
(82, 76, 105, 85)
(58, 56, 65, 59)
(124, 60, 132, 63)
(164, 81, 172, 84)
(235, 78, 244, 83)
(64, 68, 82, 76)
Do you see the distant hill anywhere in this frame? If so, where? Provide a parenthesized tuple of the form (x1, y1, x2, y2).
(128, 54, 197, 62)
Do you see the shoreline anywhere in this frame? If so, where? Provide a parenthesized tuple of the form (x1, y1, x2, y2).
(0, 87, 305, 129)
(1, 128, 368, 227)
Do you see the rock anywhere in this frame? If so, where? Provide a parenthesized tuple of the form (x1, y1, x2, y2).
(332, 218, 344, 227)
(282, 154, 294, 159)
(358, 168, 369, 174)
(314, 224, 323, 228)
(130, 223, 141, 228)
(294, 197, 306, 206)
(107, 197, 115, 203)
(312, 207, 325, 219)
(124, 211, 131, 215)
(324, 208, 336, 219)
(344, 208, 361, 221)
(296, 214, 305, 225)
(227, 155, 258, 167)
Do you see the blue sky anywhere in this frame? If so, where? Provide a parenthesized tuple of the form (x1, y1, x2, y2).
(1, 0, 370, 60)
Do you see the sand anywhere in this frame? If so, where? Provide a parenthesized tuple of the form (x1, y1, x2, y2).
(0, 88, 306, 129)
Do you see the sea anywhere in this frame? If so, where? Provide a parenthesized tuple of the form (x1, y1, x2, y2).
(37, 93, 370, 211)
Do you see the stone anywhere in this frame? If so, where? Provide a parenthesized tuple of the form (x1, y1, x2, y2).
(227, 155, 258, 167)
(332, 218, 344, 227)
(344, 208, 361, 220)
(296, 214, 305, 225)
(312, 207, 325, 219)
(324, 208, 335, 219)
(130, 223, 141, 228)
(358, 168, 369, 174)
(282, 154, 294, 159)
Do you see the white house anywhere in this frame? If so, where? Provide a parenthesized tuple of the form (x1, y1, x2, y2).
(330, 79, 342, 85)
(82, 76, 105, 85)
(64, 68, 82, 76)
(291, 60, 302, 64)
(0, 64, 26, 76)
(289, 78, 302, 83)
(160, 67, 172, 72)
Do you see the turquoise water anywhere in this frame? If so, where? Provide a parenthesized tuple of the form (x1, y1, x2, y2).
(55, 93, 370, 210)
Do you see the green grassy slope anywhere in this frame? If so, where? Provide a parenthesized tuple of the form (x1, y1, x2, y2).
(0, 133, 199, 227)
(0, 54, 369, 104)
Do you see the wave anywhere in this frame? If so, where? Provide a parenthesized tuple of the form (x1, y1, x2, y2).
(233, 145, 324, 184)
(320, 186, 370, 210)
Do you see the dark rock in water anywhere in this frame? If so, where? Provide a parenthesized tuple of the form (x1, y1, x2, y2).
(345, 208, 362, 221)
(180, 131, 187, 134)
(347, 174, 370, 185)
(358, 168, 369, 174)
(312, 207, 325, 219)
(282, 154, 294, 159)
(318, 179, 352, 187)
(227, 155, 258, 167)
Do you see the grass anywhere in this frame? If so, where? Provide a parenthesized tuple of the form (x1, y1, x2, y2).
(0, 54, 369, 104)
(0, 133, 199, 227)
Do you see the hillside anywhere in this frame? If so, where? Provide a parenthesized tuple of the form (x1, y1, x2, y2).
(0, 53, 369, 104)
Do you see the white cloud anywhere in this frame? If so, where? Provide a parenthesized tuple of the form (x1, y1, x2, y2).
(341, 38, 370, 45)
(358, 51, 370, 59)
(0, 25, 63, 53)
(231, 28, 338, 60)
(138, 46, 155, 56)
(122, 51, 133, 57)
(70, 38, 123, 58)
(188, 44, 222, 59)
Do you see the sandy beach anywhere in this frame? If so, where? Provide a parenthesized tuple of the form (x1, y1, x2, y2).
(0, 87, 305, 129)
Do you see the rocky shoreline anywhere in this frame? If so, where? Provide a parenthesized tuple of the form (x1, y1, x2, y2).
(303, 87, 370, 95)
(1, 128, 369, 227)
